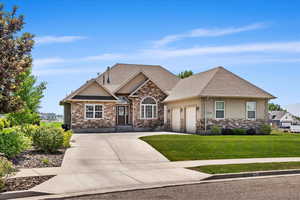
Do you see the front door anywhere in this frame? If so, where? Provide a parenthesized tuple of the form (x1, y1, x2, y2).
(117, 106, 126, 125)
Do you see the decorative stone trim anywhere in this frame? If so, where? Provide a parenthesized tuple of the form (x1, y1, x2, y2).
(71, 101, 116, 129)
(199, 119, 268, 130)
(129, 80, 167, 130)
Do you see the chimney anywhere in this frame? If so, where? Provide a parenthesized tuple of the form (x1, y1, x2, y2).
(103, 73, 105, 85)
(107, 66, 110, 84)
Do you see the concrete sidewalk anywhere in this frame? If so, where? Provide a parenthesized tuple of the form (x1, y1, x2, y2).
(13, 132, 300, 196)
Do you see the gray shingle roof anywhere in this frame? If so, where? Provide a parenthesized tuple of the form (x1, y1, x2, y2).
(96, 63, 180, 93)
(164, 66, 275, 102)
(269, 111, 286, 121)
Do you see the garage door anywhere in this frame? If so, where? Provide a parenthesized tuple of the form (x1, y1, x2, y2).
(186, 107, 196, 133)
(172, 108, 181, 132)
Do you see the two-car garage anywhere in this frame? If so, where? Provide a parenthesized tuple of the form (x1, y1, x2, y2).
(171, 106, 197, 133)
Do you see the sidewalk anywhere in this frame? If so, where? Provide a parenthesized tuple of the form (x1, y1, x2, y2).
(13, 157, 300, 178)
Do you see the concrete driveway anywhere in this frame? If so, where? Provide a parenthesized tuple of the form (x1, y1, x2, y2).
(32, 132, 209, 194)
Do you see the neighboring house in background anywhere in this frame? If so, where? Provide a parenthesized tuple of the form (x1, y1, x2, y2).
(39, 112, 63, 122)
(269, 111, 300, 128)
(60, 63, 275, 133)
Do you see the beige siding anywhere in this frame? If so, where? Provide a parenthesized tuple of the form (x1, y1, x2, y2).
(78, 82, 111, 96)
(201, 97, 267, 120)
(165, 97, 201, 131)
(117, 73, 147, 94)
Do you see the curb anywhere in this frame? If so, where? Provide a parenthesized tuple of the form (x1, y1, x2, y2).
(18, 170, 300, 200)
(202, 169, 300, 180)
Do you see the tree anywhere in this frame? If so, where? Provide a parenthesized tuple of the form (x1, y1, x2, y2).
(177, 70, 193, 79)
(0, 5, 34, 113)
(7, 69, 46, 125)
(268, 103, 286, 111)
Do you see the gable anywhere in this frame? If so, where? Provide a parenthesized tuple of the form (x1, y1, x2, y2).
(78, 82, 111, 96)
(116, 73, 148, 94)
(200, 68, 274, 98)
(96, 63, 180, 93)
(281, 113, 294, 122)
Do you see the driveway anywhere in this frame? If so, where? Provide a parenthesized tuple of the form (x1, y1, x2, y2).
(31, 132, 209, 194)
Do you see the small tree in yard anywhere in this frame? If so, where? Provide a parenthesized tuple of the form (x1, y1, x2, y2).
(0, 4, 34, 114)
(7, 69, 46, 125)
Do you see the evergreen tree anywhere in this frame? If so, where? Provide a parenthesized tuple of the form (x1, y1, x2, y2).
(0, 5, 34, 113)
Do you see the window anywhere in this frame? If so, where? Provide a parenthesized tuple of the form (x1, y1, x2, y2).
(85, 104, 103, 119)
(215, 101, 225, 119)
(140, 97, 157, 119)
(246, 102, 256, 120)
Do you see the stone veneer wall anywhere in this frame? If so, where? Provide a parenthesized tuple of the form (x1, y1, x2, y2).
(199, 119, 268, 130)
(130, 80, 167, 130)
(71, 101, 116, 129)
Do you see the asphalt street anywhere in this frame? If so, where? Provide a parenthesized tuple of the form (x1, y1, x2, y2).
(55, 175, 300, 200)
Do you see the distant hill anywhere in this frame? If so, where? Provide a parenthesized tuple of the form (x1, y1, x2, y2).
(285, 103, 300, 117)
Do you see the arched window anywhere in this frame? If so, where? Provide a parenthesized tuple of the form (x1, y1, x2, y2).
(140, 96, 157, 119)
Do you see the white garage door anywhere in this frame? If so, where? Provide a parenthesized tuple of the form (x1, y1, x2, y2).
(186, 107, 196, 133)
(172, 108, 181, 132)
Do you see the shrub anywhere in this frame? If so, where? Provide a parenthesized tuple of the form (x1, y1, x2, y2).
(246, 128, 256, 135)
(32, 127, 64, 153)
(259, 124, 272, 135)
(18, 124, 39, 138)
(0, 128, 32, 158)
(0, 118, 10, 129)
(0, 157, 15, 190)
(63, 130, 73, 148)
(0, 121, 4, 131)
(6, 109, 40, 126)
(222, 128, 233, 135)
(232, 128, 247, 135)
(210, 125, 221, 135)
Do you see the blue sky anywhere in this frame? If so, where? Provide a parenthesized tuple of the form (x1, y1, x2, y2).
(4, 0, 300, 114)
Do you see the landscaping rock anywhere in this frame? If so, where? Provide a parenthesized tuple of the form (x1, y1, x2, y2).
(11, 149, 65, 169)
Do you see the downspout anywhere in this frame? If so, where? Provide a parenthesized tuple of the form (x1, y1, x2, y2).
(204, 96, 209, 132)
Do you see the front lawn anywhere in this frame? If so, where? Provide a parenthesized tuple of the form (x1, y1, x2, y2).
(189, 162, 300, 174)
(140, 134, 300, 161)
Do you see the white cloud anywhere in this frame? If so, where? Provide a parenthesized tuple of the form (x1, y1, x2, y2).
(33, 58, 66, 67)
(153, 23, 266, 47)
(33, 67, 100, 76)
(33, 53, 124, 67)
(144, 41, 300, 58)
(83, 53, 125, 61)
(35, 36, 87, 44)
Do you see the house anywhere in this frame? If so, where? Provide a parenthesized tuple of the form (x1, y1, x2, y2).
(60, 63, 275, 133)
(39, 112, 64, 122)
(269, 111, 300, 128)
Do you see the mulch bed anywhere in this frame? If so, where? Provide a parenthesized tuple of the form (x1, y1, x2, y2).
(10, 149, 66, 169)
(1, 175, 55, 193)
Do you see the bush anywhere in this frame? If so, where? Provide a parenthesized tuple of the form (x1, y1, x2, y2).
(210, 125, 221, 135)
(0, 121, 4, 131)
(0, 157, 15, 190)
(32, 127, 64, 153)
(232, 128, 247, 135)
(17, 124, 39, 138)
(6, 109, 40, 126)
(0, 128, 31, 158)
(63, 130, 73, 148)
(259, 124, 272, 135)
(246, 128, 256, 135)
(0, 118, 10, 129)
(222, 128, 233, 135)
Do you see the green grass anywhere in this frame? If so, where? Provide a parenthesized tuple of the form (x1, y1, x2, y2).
(189, 162, 300, 174)
(40, 121, 62, 128)
(140, 134, 300, 161)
